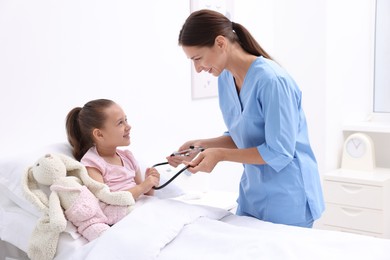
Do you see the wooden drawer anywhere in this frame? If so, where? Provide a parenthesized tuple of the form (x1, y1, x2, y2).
(323, 180, 383, 210)
(322, 203, 384, 233)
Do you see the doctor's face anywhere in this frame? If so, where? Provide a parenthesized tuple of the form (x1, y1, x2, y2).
(182, 43, 225, 77)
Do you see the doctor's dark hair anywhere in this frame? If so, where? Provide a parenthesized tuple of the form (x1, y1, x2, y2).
(65, 99, 115, 161)
(178, 9, 272, 60)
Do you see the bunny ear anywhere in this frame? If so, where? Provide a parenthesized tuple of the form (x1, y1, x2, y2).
(22, 166, 49, 211)
(56, 153, 91, 184)
(56, 153, 85, 172)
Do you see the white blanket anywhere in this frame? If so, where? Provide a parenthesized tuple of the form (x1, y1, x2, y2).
(55, 196, 390, 260)
(55, 196, 230, 259)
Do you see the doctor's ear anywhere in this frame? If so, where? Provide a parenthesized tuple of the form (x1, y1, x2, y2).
(215, 35, 227, 49)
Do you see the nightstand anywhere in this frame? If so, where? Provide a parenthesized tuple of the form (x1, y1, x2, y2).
(322, 168, 390, 238)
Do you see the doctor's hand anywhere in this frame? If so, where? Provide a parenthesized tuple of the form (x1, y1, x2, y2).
(183, 148, 220, 174)
(166, 154, 187, 168)
(166, 141, 203, 167)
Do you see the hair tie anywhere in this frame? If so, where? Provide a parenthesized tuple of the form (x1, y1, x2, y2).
(231, 21, 235, 28)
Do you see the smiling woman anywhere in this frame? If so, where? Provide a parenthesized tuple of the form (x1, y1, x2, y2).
(174, 9, 325, 228)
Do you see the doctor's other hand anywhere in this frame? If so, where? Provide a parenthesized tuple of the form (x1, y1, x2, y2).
(166, 154, 186, 167)
(166, 141, 202, 167)
(184, 148, 220, 174)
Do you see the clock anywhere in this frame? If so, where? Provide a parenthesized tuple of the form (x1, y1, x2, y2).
(341, 133, 376, 171)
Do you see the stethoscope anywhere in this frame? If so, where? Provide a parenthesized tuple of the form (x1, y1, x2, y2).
(152, 146, 204, 190)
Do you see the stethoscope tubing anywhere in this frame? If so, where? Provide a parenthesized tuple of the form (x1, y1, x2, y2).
(151, 162, 190, 190)
(151, 146, 203, 190)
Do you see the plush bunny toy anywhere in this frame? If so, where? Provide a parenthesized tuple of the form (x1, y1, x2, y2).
(22, 153, 135, 260)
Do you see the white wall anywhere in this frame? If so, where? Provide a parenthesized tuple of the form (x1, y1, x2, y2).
(326, 0, 376, 169)
(0, 0, 378, 192)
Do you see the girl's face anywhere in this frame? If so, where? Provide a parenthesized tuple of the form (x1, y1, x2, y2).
(98, 103, 131, 148)
(182, 38, 226, 77)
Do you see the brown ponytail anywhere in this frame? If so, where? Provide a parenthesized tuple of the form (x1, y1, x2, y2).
(65, 99, 115, 161)
(178, 9, 272, 60)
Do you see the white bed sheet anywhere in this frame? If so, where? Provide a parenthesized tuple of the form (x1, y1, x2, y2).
(1, 142, 390, 260)
(51, 196, 390, 260)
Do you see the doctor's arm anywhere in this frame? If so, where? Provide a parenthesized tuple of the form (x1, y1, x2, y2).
(185, 146, 266, 173)
(181, 135, 238, 150)
(166, 135, 238, 167)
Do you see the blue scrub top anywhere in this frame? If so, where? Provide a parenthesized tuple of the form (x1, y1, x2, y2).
(218, 56, 325, 225)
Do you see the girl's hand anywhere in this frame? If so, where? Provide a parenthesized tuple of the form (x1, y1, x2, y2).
(144, 167, 160, 189)
(145, 167, 159, 178)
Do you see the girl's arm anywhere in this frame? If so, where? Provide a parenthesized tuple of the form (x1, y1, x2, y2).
(129, 168, 159, 198)
(87, 167, 159, 200)
(87, 167, 105, 183)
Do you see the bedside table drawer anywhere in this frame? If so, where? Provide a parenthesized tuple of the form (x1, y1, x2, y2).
(323, 180, 383, 209)
(321, 225, 383, 238)
(323, 204, 383, 233)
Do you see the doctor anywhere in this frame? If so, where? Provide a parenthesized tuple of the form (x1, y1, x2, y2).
(168, 9, 325, 228)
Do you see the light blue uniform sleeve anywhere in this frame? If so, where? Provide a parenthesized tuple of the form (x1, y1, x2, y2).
(257, 76, 302, 172)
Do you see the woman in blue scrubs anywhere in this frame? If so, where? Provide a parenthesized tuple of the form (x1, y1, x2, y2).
(168, 9, 325, 228)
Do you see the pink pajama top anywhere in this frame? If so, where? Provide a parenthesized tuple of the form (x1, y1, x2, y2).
(81, 146, 139, 192)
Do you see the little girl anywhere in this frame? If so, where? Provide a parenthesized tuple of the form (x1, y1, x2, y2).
(65, 99, 160, 199)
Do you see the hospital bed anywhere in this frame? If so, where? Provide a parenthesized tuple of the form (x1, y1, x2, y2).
(1, 143, 390, 260)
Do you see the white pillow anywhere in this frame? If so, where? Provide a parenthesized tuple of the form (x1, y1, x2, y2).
(0, 142, 74, 217)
